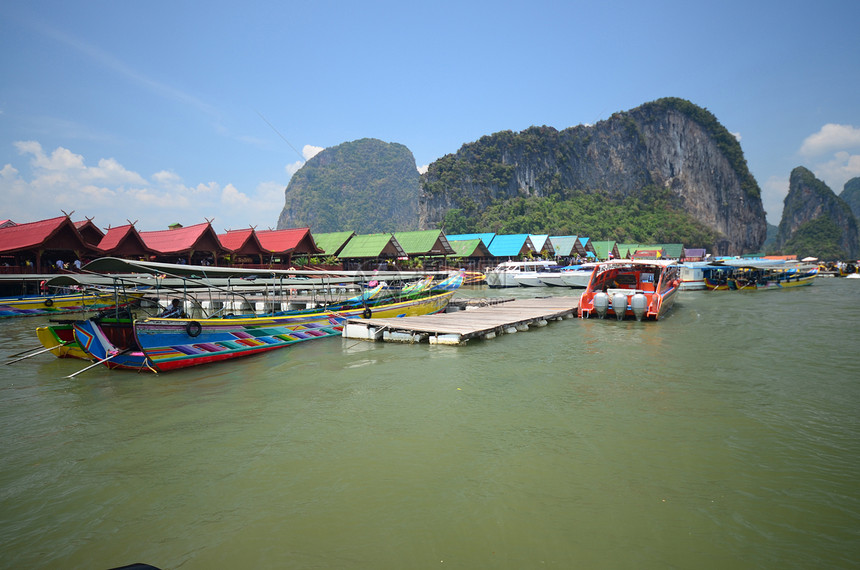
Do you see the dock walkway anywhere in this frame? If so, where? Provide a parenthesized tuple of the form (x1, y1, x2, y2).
(342, 297, 578, 345)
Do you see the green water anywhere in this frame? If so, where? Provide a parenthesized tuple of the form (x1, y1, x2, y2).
(1, 280, 859, 569)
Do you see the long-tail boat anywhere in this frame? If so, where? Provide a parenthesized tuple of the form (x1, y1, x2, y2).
(59, 258, 459, 373)
(703, 260, 818, 291)
(0, 288, 145, 319)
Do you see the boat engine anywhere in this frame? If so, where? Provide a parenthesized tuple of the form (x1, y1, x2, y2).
(631, 293, 647, 321)
(592, 292, 609, 318)
(612, 293, 627, 320)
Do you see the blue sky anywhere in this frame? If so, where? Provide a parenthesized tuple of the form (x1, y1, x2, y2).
(2, 0, 858, 232)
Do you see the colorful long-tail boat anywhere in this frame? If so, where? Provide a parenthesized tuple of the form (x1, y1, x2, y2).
(72, 288, 456, 372)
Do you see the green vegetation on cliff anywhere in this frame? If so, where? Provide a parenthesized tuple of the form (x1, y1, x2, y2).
(277, 138, 419, 233)
(840, 176, 860, 221)
(780, 217, 846, 260)
(441, 186, 719, 247)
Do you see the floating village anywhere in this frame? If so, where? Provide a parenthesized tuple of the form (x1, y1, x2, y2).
(1, 214, 857, 374)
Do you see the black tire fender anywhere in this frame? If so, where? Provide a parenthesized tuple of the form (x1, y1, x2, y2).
(362, 307, 372, 319)
(44, 298, 54, 307)
(186, 321, 202, 337)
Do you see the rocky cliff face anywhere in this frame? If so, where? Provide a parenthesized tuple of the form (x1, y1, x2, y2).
(277, 138, 419, 233)
(419, 98, 766, 255)
(776, 167, 859, 258)
(840, 177, 860, 222)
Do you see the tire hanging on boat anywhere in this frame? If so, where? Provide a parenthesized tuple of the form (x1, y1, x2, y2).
(185, 321, 202, 337)
(362, 307, 372, 319)
(44, 298, 53, 307)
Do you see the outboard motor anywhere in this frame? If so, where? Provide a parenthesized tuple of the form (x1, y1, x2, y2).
(592, 292, 609, 318)
(631, 293, 647, 321)
(612, 293, 627, 320)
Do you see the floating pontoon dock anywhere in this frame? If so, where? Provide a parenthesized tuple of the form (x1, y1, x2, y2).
(342, 297, 578, 345)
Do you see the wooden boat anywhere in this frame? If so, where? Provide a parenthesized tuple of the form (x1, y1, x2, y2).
(0, 289, 145, 319)
(73, 289, 456, 372)
(704, 260, 818, 291)
(578, 259, 680, 321)
(431, 269, 465, 291)
(43, 257, 459, 373)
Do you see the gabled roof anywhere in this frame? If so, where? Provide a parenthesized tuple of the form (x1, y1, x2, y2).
(256, 228, 322, 255)
(74, 219, 104, 246)
(218, 228, 266, 256)
(657, 243, 684, 259)
(0, 219, 16, 229)
(98, 224, 156, 257)
(549, 236, 586, 257)
(448, 238, 492, 258)
(393, 230, 455, 256)
(529, 234, 554, 256)
(445, 233, 496, 248)
(590, 241, 619, 260)
(0, 215, 95, 255)
(338, 233, 406, 259)
(578, 236, 596, 254)
(312, 232, 356, 256)
(139, 222, 225, 255)
(488, 234, 535, 257)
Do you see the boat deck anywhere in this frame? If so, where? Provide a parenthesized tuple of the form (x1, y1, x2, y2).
(342, 297, 578, 345)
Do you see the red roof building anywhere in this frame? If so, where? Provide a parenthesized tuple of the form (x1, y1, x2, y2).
(0, 215, 100, 271)
(256, 228, 323, 260)
(139, 222, 227, 264)
(98, 224, 157, 258)
(74, 219, 105, 247)
(218, 228, 268, 264)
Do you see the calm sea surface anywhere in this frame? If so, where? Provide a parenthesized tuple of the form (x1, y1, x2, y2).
(1, 279, 859, 569)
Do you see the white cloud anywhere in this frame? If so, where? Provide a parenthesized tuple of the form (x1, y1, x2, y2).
(800, 124, 860, 156)
(812, 151, 860, 193)
(0, 141, 285, 231)
(794, 124, 860, 194)
(731, 132, 742, 142)
(285, 144, 325, 178)
(417, 164, 429, 175)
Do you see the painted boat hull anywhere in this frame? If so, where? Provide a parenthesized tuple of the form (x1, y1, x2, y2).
(36, 323, 91, 359)
(0, 291, 144, 319)
(74, 291, 456, 373)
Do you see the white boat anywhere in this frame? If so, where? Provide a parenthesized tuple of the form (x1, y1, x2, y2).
(486, 260, 559, 288)
(559, 263, 599, 288)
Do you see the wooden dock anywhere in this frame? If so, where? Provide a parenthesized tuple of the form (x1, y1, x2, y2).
(341, 297, 579, 345)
